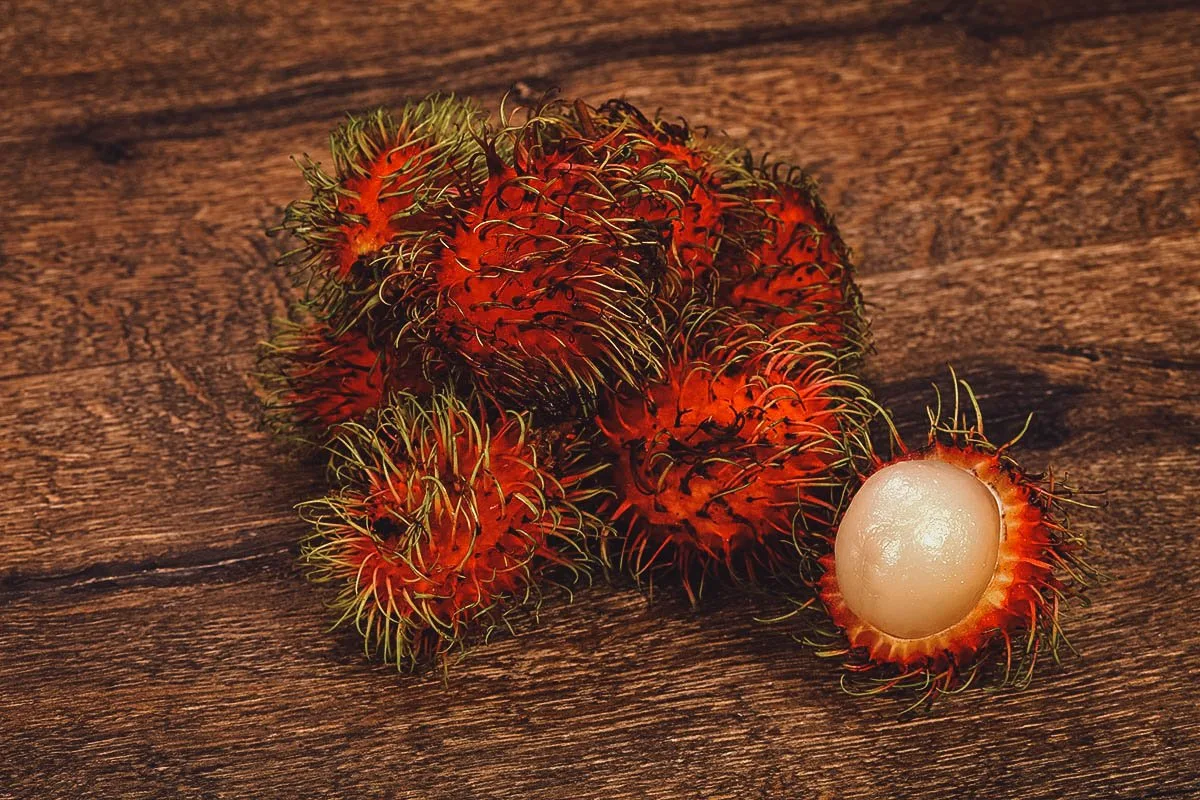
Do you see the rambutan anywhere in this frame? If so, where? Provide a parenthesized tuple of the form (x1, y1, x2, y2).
(406, 102, 679, 412)
(260, 94, 1107, 697)
(263, 97, 485, 442)
(582, 99, 764, 298)
(718, 165, 867, 356)
(279, 95, 486, 307)
(299, 391, 609, 669)
(258, 313, 441, 441)
(805, 373, 1097, 708)
(597, 308, 871, 601)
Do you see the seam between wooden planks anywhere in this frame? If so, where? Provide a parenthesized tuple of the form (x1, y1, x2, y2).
(3, 229, 1196, 386)
(0, 539, 295, 602)
(35, 2, 1198, 150)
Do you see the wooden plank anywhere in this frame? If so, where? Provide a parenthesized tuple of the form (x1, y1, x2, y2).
(7, 1, 1176, 143)
(0, 569, 1196, 799)
(0, 354, 322, 585)
(3, 3, 1199, 797)
(2, 10, 1198, 382)
(3, 232, 1197, 587)
(863, 232, 1200, 374)
(561, 10, 1200, 275)
(0, 0, 940, 142)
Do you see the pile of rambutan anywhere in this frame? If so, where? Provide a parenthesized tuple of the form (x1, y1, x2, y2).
(258, 93, 1096, 707)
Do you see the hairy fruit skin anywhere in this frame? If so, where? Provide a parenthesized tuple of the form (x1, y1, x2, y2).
(279, 96, 486, 311)
(262, 95, 895, 672)
(328, 146, 438, 282)
(586, 100, 763, 298)
(413, 107, 678, 412)
(262, 97, 485, 443)
(806, 376, 1097, 709)
(300, 392, 608, 669)
(719, 168, 867, 357)
(259, 318, 437, 440)
(598, 310, 870, 601)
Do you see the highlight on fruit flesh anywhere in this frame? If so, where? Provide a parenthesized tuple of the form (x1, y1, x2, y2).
(597, 306, 873, 602)
(802, 373, 1097, 708)
(299, 390, 609, 669)
(278, 95, 487, 311)
(717, 164, 867, 358)
(404, 100, 682, 413)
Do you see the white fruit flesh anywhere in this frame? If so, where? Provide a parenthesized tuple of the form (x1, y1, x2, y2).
(834, 459, 1003, 639)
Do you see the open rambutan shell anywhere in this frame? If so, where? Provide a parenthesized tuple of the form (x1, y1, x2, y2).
(806, 375, 1097, 707)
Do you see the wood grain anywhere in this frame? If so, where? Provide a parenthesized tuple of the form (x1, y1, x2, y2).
(3, 233, 1197, 581)
(2, 1, 1199, 797)
(4, 7, 1198, 382)
(0, 570, 1196, 799)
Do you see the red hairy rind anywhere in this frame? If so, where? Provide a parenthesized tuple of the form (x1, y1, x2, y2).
(597, 307, 872, 602)
(806, 375, 1097, 709)
(584, 100, 765, 299)
(263, 94, 893, 669)
(407, 103, 682, 412)
(258, 314, 442, 442)
(299, 391, 609, 669)
(279, 96, 487, 312)
(718, 165, 868, 357)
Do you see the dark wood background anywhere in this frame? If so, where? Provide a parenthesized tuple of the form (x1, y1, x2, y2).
(2, 1, 1199, 797)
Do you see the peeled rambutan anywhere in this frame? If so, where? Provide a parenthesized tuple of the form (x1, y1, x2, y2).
(718, 165, 867, 356)
(299, 391, 609, 669)
(258, 313, 439, 440)
(279, 95, 486, 304)
(806, 374, 1097, 708)
(596, 308, 871, 601)
(408, 103, 677, 412)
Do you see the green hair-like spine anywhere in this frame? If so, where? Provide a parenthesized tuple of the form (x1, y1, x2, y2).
(299, 390, 610, 670)
(398, 99, 689, 415)
(597, 304, 876, 602)
(277, 95, 490, 321)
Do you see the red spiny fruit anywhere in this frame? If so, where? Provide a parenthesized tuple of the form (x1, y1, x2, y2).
(299, 391, 608, 668)
(411, 105, 672, 412)
(719, 166, 867, 356)
(585, 99, 762, 298)
(597, 308, 871, 601)
(259, 316, 435, 440)
(807, 374, 1097, 709)
(280, 96, 485, 303)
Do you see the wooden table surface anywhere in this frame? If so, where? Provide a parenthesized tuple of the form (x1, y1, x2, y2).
(3, 1, 1199, 797)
